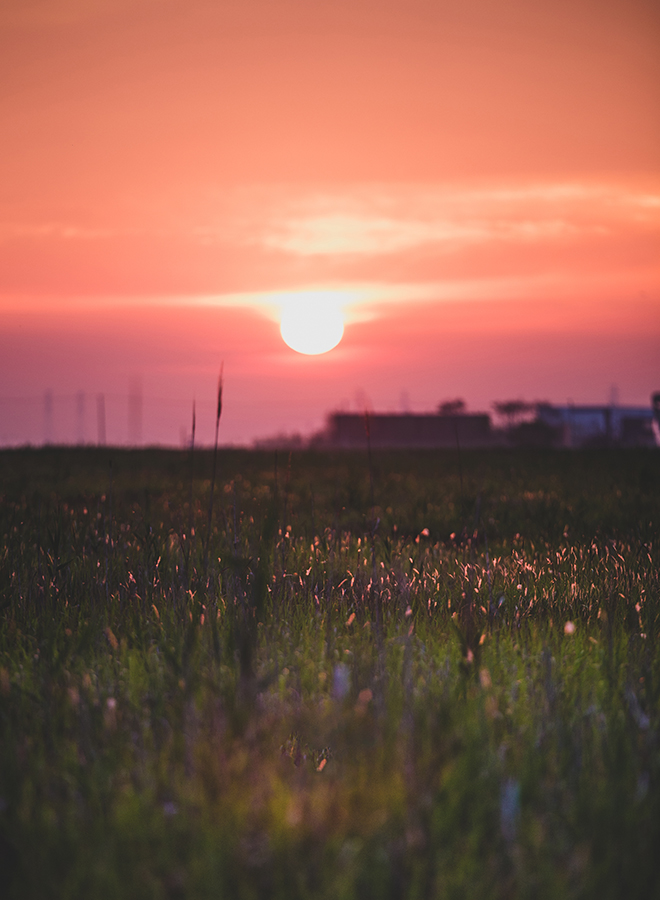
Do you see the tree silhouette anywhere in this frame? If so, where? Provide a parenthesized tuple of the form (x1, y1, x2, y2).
(438, 398, 466, 416)
(493, 400, 534, 430)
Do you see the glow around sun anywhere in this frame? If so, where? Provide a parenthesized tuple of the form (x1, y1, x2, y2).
(279, 294, 345, 355)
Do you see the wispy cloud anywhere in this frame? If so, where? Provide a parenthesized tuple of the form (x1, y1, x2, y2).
(256, 182, 659, 258)
(261, 212, 583, 256)
(0, 180, 657, 305)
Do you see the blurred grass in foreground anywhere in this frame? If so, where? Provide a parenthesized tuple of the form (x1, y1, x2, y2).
(0, 447, 658, 899)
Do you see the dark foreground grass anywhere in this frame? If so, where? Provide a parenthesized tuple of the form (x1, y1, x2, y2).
(0, 447, 659, 899)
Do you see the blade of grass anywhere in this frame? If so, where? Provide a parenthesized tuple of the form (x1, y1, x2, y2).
(204, 366, 223, 583)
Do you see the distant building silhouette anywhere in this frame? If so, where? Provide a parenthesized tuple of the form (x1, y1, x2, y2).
(536, 403, 656, 447)
(317, 412, 493, 449)
(311, 398, 659, 450)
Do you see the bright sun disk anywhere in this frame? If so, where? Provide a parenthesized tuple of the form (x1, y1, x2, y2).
(280, 296, 345, 355)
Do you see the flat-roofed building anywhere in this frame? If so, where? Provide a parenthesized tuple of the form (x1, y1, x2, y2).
(536, 403, 657, 447)
(318, 412, 494, 449)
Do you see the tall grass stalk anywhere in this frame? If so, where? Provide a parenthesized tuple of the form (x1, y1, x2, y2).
(204, 366, 223, 583)
(104, 458, 113, 603)
(188, 399, 196, 544)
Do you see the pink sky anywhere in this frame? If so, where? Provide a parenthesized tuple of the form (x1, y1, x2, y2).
(1, 0, 658, 445)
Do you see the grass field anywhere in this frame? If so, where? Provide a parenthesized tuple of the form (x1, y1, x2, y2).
(0, 446, 658, 899)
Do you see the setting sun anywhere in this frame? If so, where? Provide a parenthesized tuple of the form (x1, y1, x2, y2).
(279, 294, 345, 355)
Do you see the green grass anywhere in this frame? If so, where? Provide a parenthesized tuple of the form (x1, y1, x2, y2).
(0, 447, 659, 898)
